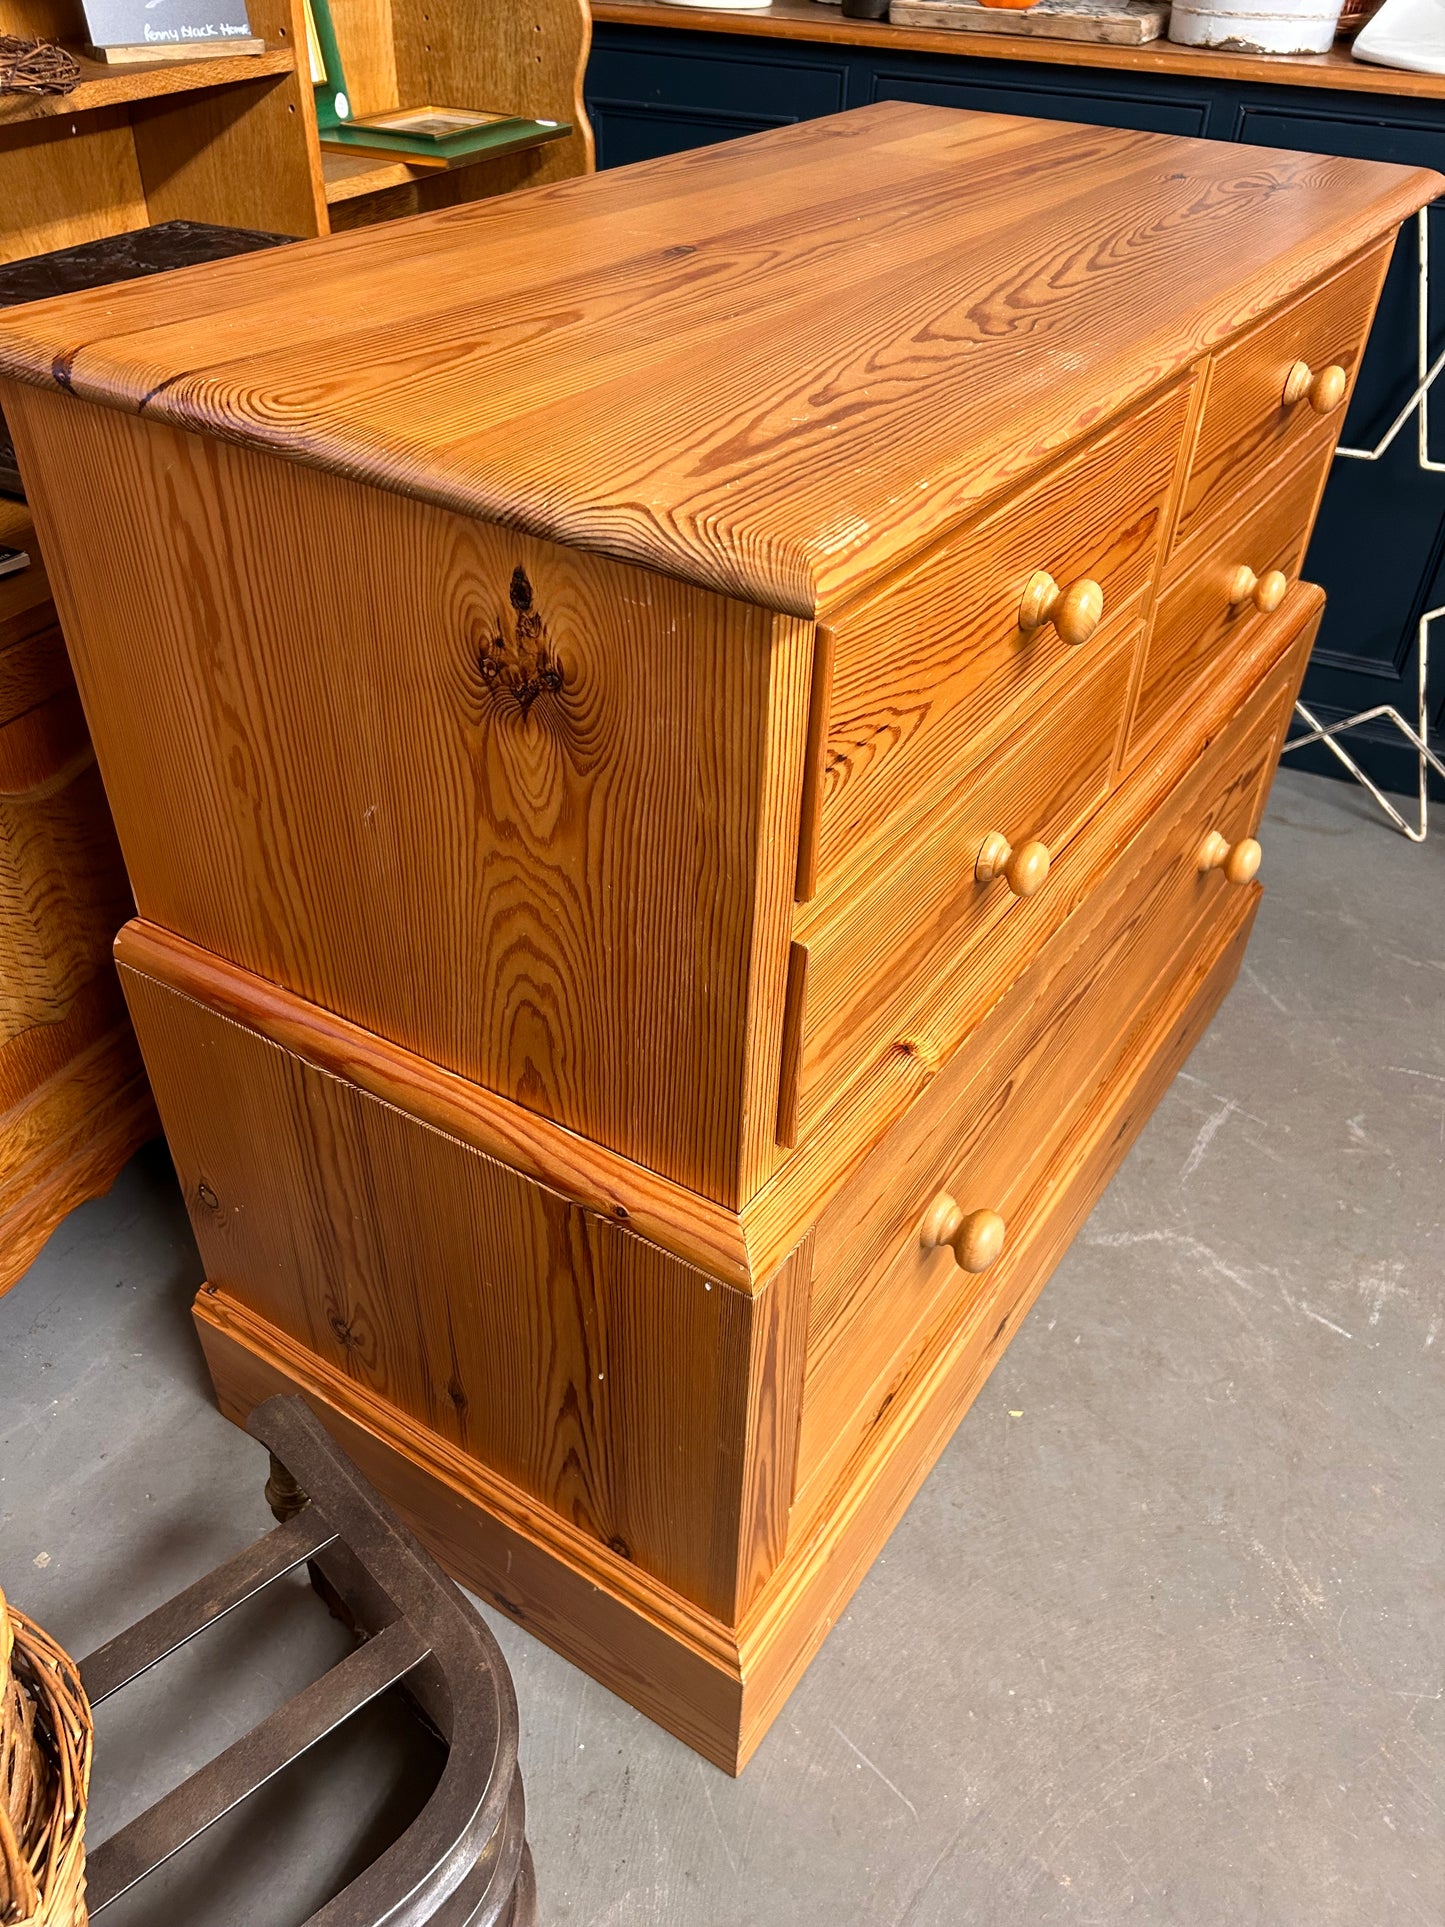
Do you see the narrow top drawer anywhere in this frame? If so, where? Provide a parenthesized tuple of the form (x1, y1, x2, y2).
(1173, 240, 1390, 552)
(803, 380, 1189, 898)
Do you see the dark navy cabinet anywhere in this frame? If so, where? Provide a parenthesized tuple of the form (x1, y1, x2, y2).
(588, 21, 1445, 799)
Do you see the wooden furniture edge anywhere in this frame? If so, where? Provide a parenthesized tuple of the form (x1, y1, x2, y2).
(0, 138, 1434, 627)
(190, 872, 1258, 1772)
(739, 580, 1325, 1281)
(0, 1052, 156, 1296)
(592, 0, 1445, 103)
(0, 44, 297, 130)
(113, 921, 760, 1290)
(732, 886, 1260, 1766)
(109, 585, 1325, 1303)
(193, 1286, 752, 1770)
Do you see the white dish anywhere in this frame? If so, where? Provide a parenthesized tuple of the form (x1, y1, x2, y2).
(1354, 0, 1445, 72)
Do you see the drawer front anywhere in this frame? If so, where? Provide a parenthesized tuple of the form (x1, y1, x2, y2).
(0, 526, 50, 657)
(783, 631, 1135, 1148)
(1173, 242, 1388, 552)
(0, 622, 73, 734)
(795, 592, 1319, 1504)
(1130, 457, 1322, 758)
(805, 380, 1190, 896)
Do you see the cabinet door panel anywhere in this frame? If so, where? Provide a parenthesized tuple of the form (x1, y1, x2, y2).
(587, 33, 847, 167)
(868, 61, 1210, 138)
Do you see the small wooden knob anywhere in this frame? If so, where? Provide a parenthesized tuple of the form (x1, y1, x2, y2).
(1228, 565, 1288, 614)
(1197, 830, 1262, 885)
(1018, 570, 1104, 647)
(976, 831, 1051, 897)
(921, 1196, 1006, 1274)
(1283, 359, 1347, 415)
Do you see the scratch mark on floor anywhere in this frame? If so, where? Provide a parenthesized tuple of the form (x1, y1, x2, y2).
(1182, 1097, 1237, 1181)
(1242, 960, 1292, 1015)
(1356, 1261, 1409, 1328)
(830, 1722, 918, 1820)
(696, 1760, 740, 1878)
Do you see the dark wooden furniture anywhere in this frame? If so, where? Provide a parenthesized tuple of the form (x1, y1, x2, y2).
(589, 0, 1445, 804)
(79, 1395, 536, 1924)
(0, 102, 1433, 1770)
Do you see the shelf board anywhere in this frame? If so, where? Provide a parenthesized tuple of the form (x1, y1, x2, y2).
(0, 44, 296, 130)
(322, 150, 435, 204)
(321, 120, 568, 204)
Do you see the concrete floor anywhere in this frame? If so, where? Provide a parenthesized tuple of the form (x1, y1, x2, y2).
(1, 765, 1442, 1927)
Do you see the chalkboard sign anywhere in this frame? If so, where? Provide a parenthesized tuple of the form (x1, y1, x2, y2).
(80, 0, 255, 52)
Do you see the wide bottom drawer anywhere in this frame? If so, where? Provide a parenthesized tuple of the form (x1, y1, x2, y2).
(793, 586, 1320, 1512)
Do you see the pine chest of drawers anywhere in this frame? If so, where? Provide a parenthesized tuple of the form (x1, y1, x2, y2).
(0, 103, 1434, 1771)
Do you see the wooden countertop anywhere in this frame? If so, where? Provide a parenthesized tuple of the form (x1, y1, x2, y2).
(0, 102, 1435, 619)
(593, 0, 1445, 103)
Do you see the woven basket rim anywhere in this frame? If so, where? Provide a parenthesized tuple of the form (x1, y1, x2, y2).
(0, 1586, 92, 1927)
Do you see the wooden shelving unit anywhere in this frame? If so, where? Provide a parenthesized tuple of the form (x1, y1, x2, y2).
(0, 42, 295, 128)
(0, 0, 591, 259)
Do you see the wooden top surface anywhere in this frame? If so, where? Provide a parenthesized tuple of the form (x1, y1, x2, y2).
(0, 102, 1435, 616)
(594, 0, 1445, 103)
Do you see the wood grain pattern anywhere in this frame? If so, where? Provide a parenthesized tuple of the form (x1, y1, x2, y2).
(1173, 241, 1390, 551)
(0, 482, 151, 1302)
(0, 1025, 153, 1295)
(0, 111, 150, 265)
(812, 379, 1186, 893)
(890, 0, 1169, 46)
(17, 394, 813, 1206)
(789, 631, 1134, 1144)
(740, 582, 1324, 1289)
(113, 918, 757, 1286)
(188, 746, 1279, 1771)
(7, 105, 1420, 1765)
(592, 0, 1445, 102)
(0, 736, 134, 1048)
(0, 104, 1434, 618)
(1131, 455, 1327, 757)
(794, 596, 1316, 1509)
(122, 959, 811, 1621)
(736, 884, 1263, 1772)
(195, 1290, 754, 1771)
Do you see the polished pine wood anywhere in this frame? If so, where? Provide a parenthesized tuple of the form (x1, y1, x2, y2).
(189, 587, 1314, 1771)
(808, 380, 1187, 892)
(10, 395, 812, 1205)
(1, 106, 1430, 1766)
(0, 498, 154, 1295)
(1133, 456, 1327, 757)
(0, 106, 1431, 617)
(1172, 241, 1389, 551)
(793, 592, 1318, 1520)
(120, 956, 811, 1624)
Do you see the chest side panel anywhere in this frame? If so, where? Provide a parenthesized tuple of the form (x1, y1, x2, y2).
(14, 388, 812, 1206)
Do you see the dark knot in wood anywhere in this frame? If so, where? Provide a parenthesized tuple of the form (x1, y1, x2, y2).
(480, 566, 565, 717)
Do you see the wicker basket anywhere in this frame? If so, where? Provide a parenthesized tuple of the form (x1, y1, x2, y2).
(0, 1589, 91, 1927)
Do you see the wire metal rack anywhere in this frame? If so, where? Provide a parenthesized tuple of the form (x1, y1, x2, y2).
(1281, 206, 1445, 841)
